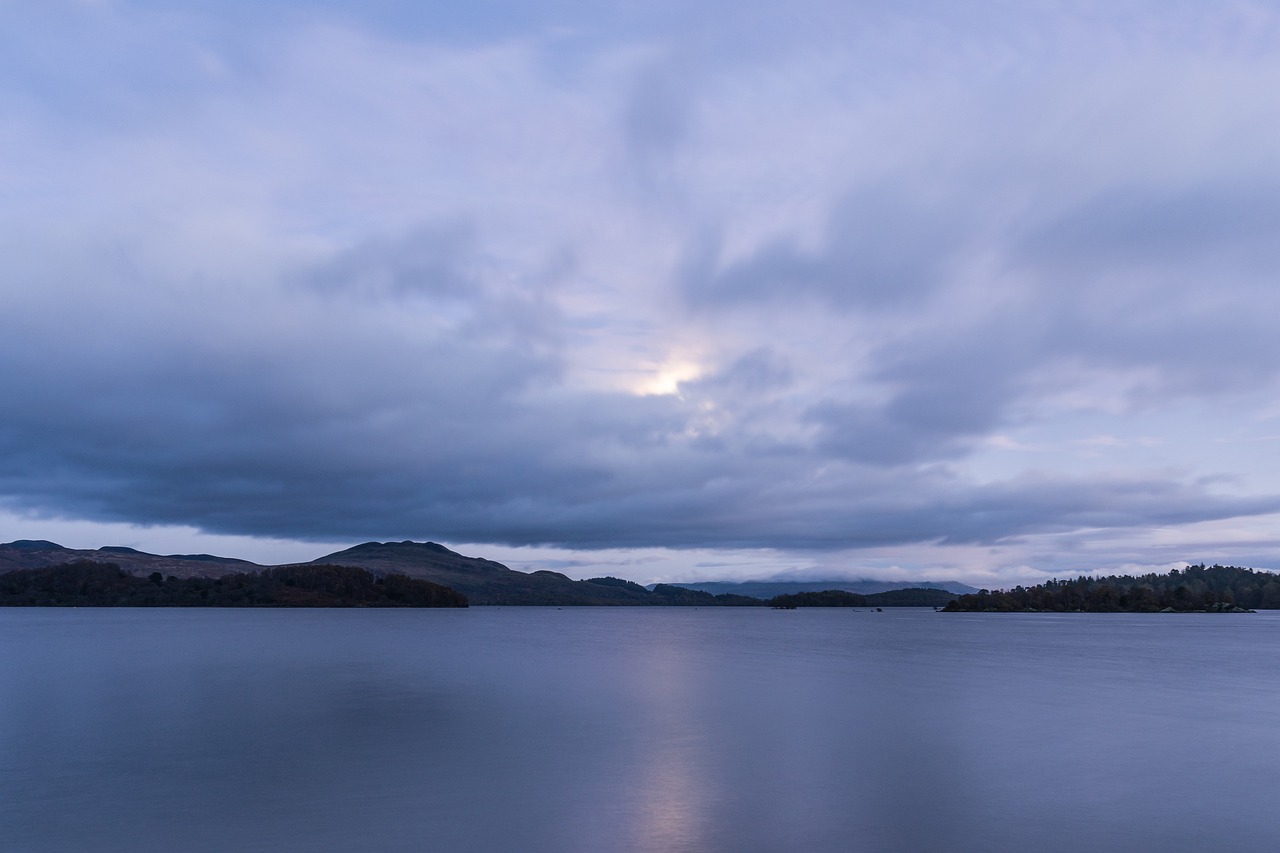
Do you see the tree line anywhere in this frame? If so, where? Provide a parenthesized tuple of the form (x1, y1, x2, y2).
(942, 564, 1279, 612)
(0, 561, 468, 607)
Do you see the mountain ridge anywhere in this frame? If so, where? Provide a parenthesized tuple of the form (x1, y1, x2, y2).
(0, 539, 976, 605)
(0, 540, 258, 578)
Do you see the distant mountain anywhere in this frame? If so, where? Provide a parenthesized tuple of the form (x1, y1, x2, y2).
(0, 539, 974, 607)
(765, 588, 959, 608)
(309, 541, 759, 606)
(309, 540, 615, 605)
(659, 579, 978, 599)
(0, 540, 258, 578)
(5, 539, 63, 550)
(0, 539, 757, 605)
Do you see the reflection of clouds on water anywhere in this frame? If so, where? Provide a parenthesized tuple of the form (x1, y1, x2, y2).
(1, 620, 479, 850)
(851, 667, 977, 851)
(6, 608, 1280, 852)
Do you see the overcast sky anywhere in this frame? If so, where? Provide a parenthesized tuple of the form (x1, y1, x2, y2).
(4, 1, 1280, 586)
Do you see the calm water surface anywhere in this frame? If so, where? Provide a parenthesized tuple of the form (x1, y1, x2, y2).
(3, 607, 1279, 852)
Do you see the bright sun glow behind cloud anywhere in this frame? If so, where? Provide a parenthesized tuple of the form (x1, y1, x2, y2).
(636, 359, 703, 397)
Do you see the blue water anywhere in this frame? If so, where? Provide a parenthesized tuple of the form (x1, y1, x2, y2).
(2, 607, 1279, 852)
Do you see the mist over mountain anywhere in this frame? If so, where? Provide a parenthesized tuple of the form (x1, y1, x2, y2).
(660, 579, 978, 598)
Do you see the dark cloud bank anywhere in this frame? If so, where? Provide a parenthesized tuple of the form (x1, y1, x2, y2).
(5, 196, 1280, 555)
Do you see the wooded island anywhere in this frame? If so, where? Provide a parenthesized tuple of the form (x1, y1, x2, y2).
(943, 564, 1271, 612)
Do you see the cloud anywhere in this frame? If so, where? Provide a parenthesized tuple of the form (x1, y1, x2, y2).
(1015, 183, 1280, 276)
(683, 348, 794, 396)
(622, 55, 695, 187)
(3, 0, 1280, 582)
(682, 185, 963, 311)
(303, 222, 483, 301)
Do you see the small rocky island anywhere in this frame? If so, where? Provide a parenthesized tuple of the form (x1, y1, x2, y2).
(943, 564, 1271, 612)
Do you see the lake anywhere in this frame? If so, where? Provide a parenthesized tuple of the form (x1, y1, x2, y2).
(2, 607, 1279, 852)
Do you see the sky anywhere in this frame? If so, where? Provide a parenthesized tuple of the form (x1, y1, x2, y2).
(4, 0, 1280, 587)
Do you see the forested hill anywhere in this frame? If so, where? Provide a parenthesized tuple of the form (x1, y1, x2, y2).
(0, 562, 468, 607)
(310, 541, 763, 605)
(2, 540, 974, 606)
(943, 564, 1277, 612)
